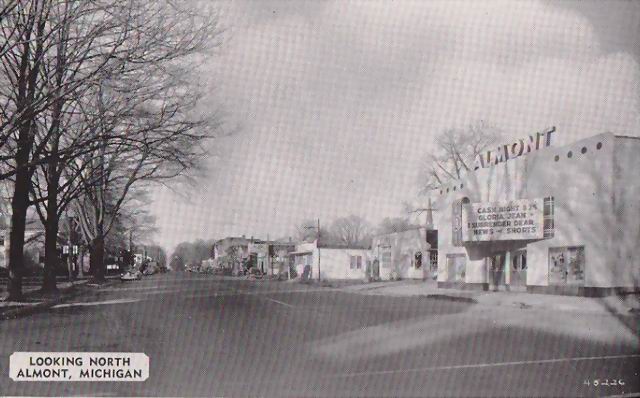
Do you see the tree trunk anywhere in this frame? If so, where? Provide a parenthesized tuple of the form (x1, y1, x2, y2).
(41, 209, 59, 293)
(90, 235, 105, 282)
(7, 172, 30, 301)
(41, 119, 61, 292)
(7, 4, 43, 301)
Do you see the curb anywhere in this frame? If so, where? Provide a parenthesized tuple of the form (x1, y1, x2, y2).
(421, 294, 478, 304)
(0, 298, 66, 321)
(0, 279, 118, 321)
(339, 284, 640, 316)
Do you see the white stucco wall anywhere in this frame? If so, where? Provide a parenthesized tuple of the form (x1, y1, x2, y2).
(318, 248, 369, 280)
(613, 136, 640, 288)
(293, 241, 369, 280)
(525, 133, 616, 288)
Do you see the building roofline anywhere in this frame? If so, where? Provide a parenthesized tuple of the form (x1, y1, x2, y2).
(372, 226, 426, 238)
(614, 134, 640, 140)
(317, 243, 371, 250)
(433, 131, 638, 198)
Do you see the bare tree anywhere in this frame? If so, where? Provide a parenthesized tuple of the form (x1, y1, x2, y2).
(69, 1, 221, 283)
(376, 217, 418, 235)
(418, 120, 502, 193)
(330, 215, 372, 247)
(0, 0, 134, 299)
(0, 1, 19, 57)
(295, 219, 332, 243)
(1, 0, 56, 299)
(1, 0, 222, 297)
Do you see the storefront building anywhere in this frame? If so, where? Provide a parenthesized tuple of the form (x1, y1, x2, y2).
(371, 228, 430, 281)
(290, 240, 370, 280)
(434, 131, 639, 296)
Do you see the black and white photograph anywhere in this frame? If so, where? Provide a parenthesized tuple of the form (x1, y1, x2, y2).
(0, 0, 639, 396)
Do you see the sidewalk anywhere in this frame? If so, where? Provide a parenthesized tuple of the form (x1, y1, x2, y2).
(338, 279, 640, 316)
(0, 278, 114, 320)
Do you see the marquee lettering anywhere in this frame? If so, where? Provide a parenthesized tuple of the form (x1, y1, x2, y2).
(474, 126, 555, 170)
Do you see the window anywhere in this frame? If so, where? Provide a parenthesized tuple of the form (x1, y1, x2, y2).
(381, 249, 392, 268)
(511, 251, 527, 271)
(596, 142, 603, 150)
(543, 197, 554, 238)
(567, 151, 573, 158)
(446, 254, 466, 282)
(357, 256, 362, 269)
(554, 155, 559, 162)
(296, 254, 311, 266)
(350, 255, 362, 269)
(581, 147, 587, 154)
(452, 198, 470, 247)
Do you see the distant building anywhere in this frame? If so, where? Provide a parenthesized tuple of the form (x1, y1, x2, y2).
(213, 236, 252, 260)
(257, 241, 296, 277)
(0, 213, 45, 271)
(434, 131, 639, 296)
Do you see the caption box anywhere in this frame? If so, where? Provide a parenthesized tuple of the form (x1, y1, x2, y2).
(10, 352, 149, 382)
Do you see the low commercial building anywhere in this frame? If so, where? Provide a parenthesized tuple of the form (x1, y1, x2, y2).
(434, 130, 639, 296)
(247, 240, 296, 276)
(371, 228, 430, 280)
(268, 241, 296, 277)
(290, 240, 370, 280)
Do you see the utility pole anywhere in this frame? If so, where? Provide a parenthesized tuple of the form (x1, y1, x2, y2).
(304, 219, 322, 281)
(66, 207, 73, 282)
(409, 197, 438, 281)
(317, 218, 321, 281)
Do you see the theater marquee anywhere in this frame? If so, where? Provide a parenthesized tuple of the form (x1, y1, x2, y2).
(461, 199, 544, 241)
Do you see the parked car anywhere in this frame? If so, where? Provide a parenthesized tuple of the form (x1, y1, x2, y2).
(106, 263, 121, 275)
(120, 269, 142, 281)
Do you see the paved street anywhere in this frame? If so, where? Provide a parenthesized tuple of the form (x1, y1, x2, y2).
(1, 272, 638, 397)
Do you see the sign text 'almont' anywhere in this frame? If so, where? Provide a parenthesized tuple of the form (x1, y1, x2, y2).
(473, 126, 555, 170)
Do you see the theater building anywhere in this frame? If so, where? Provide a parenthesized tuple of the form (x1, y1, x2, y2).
(434, 130, 639, 296)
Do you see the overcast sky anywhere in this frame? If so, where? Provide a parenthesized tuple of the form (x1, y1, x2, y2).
(149, 0, 640, 252)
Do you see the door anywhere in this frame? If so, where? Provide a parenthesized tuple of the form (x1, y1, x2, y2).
(446, 254, 466, 283)
(510, 250, 527, 290)
(372, 259, 380, 280)
(487, 253, 505, 290)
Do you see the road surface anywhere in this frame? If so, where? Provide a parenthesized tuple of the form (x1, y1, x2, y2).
(1, 272, 638, 396)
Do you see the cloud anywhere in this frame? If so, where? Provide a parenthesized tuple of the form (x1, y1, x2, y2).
(151, 0, 640, 251)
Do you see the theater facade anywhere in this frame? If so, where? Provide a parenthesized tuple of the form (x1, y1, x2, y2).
(434, 130, 640, 296)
